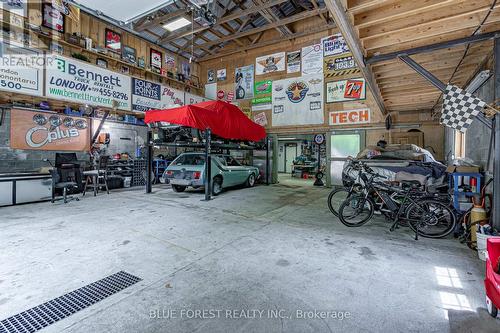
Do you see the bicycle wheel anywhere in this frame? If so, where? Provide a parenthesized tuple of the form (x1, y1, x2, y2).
(338, 195, 374, 227)
(405, 199, 456, 238)
(327, 187, 350, 217)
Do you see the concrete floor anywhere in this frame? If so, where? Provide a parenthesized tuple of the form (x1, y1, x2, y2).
(1, 183, 499, 333)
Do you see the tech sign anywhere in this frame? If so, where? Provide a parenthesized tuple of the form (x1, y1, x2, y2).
(329, 109, 371, 126)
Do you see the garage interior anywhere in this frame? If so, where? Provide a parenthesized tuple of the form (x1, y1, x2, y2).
(2, 0, 500, 332)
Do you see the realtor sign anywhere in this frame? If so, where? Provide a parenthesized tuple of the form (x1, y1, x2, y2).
(329, 109, 371, 126)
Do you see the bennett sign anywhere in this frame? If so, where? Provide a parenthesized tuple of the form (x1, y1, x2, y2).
(329, 109, 370, 126)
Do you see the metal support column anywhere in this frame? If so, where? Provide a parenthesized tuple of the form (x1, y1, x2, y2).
(204, 128, 212, 201)
(265, 136, 270, 185)
(146, 131, 153, 194)
(493, 37, 500, 230)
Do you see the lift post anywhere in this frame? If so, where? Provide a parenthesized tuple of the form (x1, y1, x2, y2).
(493, 37, 500, 230)
(265, 136, 270, 185)
(146, 130, 153, 194)
(204, 128, 212, 201)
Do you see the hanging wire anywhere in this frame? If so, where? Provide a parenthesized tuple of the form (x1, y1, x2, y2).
(431, 0, 498, 115)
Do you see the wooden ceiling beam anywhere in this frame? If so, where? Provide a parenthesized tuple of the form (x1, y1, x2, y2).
(347, 0, 391, 14)
(135, 8, 186, 31)
(193, 8, 328, 48)
(324, 0, 386, 114)
(197, 23, 336, 61)
(353, 0, 456, 28)
(159, 0, 288, 43)
(361, 6, 500, 51)
(252, 0, 293, 35)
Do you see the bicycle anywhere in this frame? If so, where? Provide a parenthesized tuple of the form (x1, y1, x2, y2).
(338, 162, 456, 239)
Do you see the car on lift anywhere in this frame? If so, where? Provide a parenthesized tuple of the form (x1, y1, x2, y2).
(162, 153, 260, 195)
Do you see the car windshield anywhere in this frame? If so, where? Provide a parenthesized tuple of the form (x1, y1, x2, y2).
(172, 154, 205, 166)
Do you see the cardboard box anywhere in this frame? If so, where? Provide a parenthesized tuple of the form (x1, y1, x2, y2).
(446, 166, 480, 173)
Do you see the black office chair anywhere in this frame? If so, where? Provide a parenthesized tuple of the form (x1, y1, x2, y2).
(45, 155, 83, 203)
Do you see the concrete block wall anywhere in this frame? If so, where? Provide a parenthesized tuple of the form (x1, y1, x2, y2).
(0, 109, 148, 173)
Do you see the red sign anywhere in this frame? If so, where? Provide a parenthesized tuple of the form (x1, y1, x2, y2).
(344, 80, 364, 99)
(217, 90, 225, 100)
(329, 109, 370, 126)
(226, 91, 235, 102)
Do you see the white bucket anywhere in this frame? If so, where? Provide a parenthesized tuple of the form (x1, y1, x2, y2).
(477, 233, 500, 261)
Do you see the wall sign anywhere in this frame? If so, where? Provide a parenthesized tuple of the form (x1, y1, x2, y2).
(150, 49, 162, 72)
(207, 69, 215, 83)
(234, 64, 254, 100)
(301, 44, 323, 75)
(165, 54, 175, 69)
(256, 52, 285, 75)
(45, 55, 131, 111)
(10, 109, 90, 151)
(272, 74, 324, 126)
(185, 92, 207, 105)
(324, 54, 360, 78)
(329, 109, 371, 126)
(131, 78, 186, 112)
(254, 80, 272, 95)
(326, 78, 366, 103)
(226, 91, 235, 102)
(254, 112, 268, 126)
(122, 46, 137, 64)
(251, 96, 272, 111)
(0, 51, 44, 97)
(105, 28, 121, 53)
(322, 33, 350, 57)
(314, 134, 325, 145)
(286, 51, 301, 74)
(217, 68, 226, 81)
(42, 3, 65, 33)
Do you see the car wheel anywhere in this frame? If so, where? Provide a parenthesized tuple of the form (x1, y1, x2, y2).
(172, 185, 186, 192)
(246, 173, 256, 187)
(487, 295, 498, 317)
(212, 177, 223, 196)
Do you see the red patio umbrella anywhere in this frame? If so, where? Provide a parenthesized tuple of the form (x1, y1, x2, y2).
(145, 100, 266, 142)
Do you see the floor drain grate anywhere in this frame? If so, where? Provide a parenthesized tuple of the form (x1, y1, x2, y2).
(0, 271, 141, 333)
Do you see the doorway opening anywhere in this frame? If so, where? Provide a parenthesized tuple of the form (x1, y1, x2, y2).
(276, 134, 325, 187)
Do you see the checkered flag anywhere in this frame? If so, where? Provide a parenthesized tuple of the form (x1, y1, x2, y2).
(440, 85, 486, 132)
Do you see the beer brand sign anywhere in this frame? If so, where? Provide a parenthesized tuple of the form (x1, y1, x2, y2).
(10, 109, 90, 151)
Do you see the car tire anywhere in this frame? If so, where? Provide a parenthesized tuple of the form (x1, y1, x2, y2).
(487, 295, 498, 318)
(172, 185, 186, 192)
(246, 173, 256, 187)
(212, 177, 223, 196)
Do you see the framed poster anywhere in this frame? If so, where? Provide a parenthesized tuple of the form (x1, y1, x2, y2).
(42, 3, 64, 33)
(137, 57, 145, 69)
(301, 44, 323, 75)
(150, 49, 162, 71)
(217, 69, 226, 81)
(326, 78, 366, 103)
(234, 65, 254, 100)
(322, 33, 350, 57)
(165, 54, 175, 69)
(105, 28, 121, 53)
(286, 51, 301, 74)
(254, 80, 272, 95)
(207, 69, 215, 83)
(96, 58, 108, 68)
(255, 52, 285, 75)
(324, 54, 360, 78)
(181, 62, 191, 78)
(122, 46, 137, 64)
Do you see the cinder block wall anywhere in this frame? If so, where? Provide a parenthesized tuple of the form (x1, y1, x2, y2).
(0, 109, 148, 173)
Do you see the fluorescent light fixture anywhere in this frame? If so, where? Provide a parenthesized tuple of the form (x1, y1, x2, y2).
(465, 70, 490, 94)
(163, 17, 191, 31)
